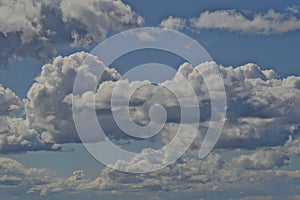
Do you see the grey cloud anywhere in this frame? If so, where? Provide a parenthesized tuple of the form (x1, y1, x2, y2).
(0, 0, 144, 67)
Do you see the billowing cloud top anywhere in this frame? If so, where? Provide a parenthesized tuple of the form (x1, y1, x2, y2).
(0, 52, 291, 154)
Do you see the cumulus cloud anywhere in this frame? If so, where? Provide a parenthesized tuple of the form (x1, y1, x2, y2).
(158, 62, 300, 151)
(25, 152, 300, 197)
(11, 53, 300, 197)
(0, 0, 144, 67)
(232, 149, 289, 170)
(25, 52, 120, 143)
(0, 85, 59, 153)
(0, 157, 51, 187)
(1, 50, 299, 159)
(0, 85, 22, 115)
(160, 9, 300, 34)
(21, 52, 300, 154)
(28, 170, 90, 196)
(217, 65, 300, 149)
(160, 16, 186, 31)
(0, 116, 61, 153)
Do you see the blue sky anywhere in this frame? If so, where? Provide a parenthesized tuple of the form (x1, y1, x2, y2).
(1, 0, 300, 199)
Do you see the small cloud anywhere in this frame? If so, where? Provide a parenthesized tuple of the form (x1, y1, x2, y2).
(160, 16, 186, 31)
(134, 30, 157, 42)
(286, 6, 300, 14)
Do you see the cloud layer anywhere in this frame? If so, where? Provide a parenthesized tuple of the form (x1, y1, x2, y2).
(22, 152, 300, 198)
(1, 52, 300, 198)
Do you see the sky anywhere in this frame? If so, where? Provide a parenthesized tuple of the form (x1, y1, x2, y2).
(1, 0, 300, 199)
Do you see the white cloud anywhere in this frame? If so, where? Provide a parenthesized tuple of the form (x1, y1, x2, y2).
(25, 152, 300, 197)
(28, 170, 89, 196)
(160, 9, 300, 35)
(19, 52, 300, 152)
(160, 16, 186, 31)
(0, 116, 60, 153)
(0, 85, 22, 115)
(134, 30, 157, 41)
(0, 0, 144, 67)
(0, 157, 51, 187)
(17, 54, 300, 195)
(60, 0, 144, 46)
(1, 51, 299, 156)
(0, 85, 59, 153)
(232, 149, 289, 170)
(286, 6, 300, 14)
(25, 52, 120, 143)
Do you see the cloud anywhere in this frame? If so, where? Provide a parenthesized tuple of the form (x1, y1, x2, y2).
(16, 54, 300, 196)
(0, 0, 144, 67)
(25, 52, 120, 143)
(0, 116, 60, 153)
(0, 157, 51, 187)
(232, 149, 289, 170)
(25, 152, 300, 197)
(240, 196, 274, 200)
(28, 170, 89, 196)
(160, 16, 186, 31)
(190, 9, 300, 34)
(134, 30, 157, 41)
(20, 52, 300, 153)
(1, 51, 299, 156)
(0, 85, 22, 115)
(286, 6, 300, 14)
(160, 9, 300, 35)
(59, 0, 144, 46)
(0, 85, 59, 153)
